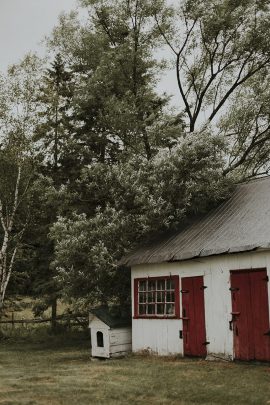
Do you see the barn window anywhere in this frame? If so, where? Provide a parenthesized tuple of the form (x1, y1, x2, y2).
(134, 276, 180, 319)
(97, 331, 104, 347)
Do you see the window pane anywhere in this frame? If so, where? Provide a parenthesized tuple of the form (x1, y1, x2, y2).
(139, 292, 146, 303)
(166, 279, 175, 290)
(157, 304, 165, 315)
(157, 291, 165, 302)
(157, 279, 165, 290)
(166, 304, 175, 315)
(166, 292, 175, 303)
(139, 304, 146, 315)
(139, 280, 147, 291)
(148, 280, 156, 291)
(147, 304, 155, 314)
(147, 292, 155, 303)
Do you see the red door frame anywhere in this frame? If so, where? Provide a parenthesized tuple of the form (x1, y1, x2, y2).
(181, 276, 207, 357)
(230, 268, 270, 361)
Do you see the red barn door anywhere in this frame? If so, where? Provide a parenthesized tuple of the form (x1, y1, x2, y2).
(181, 276, 207, 357)
(230, 269, 270, 361)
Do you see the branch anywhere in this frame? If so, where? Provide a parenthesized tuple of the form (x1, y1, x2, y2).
(153, 13, 177, 55)
(209, 58, 270, 122)
(223, 124, 270, 175)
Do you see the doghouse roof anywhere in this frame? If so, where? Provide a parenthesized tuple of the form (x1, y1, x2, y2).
(90, 307, 131, 328)
(120, 177, 270, 267)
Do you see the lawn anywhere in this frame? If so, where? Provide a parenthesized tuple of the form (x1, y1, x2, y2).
(0, 336, 270, 405)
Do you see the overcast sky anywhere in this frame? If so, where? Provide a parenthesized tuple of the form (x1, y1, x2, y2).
(0, 0, 78, 70)
(0, 0, 179, 105)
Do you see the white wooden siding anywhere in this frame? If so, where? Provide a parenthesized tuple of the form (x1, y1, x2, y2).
(89, 316, 132, 358)
(89, 316, 110, 358)
(109, 328, 132, 357)
(131, 250, 270, 358)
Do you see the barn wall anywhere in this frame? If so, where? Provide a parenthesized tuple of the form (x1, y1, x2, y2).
(131, 250, 270, 358)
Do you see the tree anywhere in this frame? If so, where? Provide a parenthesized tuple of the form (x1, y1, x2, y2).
(47, 1, 183, 163)
(154, 0, 270, 133)
(0, 55, 41, 308)
(0, 147, 33, 308)
(35, 54, 75, 183)
(50, 132, 232, 306)
(219, 74, 270, 178)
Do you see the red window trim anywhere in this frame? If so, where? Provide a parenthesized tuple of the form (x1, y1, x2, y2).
(133, 275, 180, 319)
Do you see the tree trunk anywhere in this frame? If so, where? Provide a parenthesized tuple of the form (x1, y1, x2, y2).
(51, 297, 57, 332)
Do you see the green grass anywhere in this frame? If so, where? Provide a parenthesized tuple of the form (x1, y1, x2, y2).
(0, 336, 270, 405)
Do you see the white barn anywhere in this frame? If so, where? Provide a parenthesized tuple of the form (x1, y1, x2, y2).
(120, 177, 270, 361)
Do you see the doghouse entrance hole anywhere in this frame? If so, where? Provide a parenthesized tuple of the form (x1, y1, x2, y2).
(97, 331, 104, 347)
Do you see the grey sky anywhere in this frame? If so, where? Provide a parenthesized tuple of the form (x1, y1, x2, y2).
(0, 0, 78, 70)
(0, 0, 179, 106)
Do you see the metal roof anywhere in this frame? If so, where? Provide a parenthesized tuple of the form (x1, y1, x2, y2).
(120, 177, 270, 267)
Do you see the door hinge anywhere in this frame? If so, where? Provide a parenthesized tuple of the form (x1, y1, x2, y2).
(200, 285, 207, 290)
(202, 341, 210, 345)
(229, 287, 239, 292)
(263, 276, 269, 282)
(264, 330, 270, 336)
(179, 330, 183, 339)
(180, 290, 189, 293)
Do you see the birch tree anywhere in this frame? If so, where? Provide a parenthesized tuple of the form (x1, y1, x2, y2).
(0, 150, 32, 309)
(0, 55, 40, 309)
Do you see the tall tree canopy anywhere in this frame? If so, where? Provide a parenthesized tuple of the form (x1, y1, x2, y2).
(3, 0, 270, 310)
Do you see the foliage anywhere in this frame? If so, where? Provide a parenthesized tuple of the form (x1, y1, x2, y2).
(155, 0, 270, 133)
(50, 132, 232, 305)
(220, 74, 270, 177)
(47, 1, 183, 162)
(0, 146, 34, 308)
(4, 0, 270, 310)
(0, 55, 41, 308)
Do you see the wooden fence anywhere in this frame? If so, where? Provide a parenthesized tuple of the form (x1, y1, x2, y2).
(0, 313, 88, 329)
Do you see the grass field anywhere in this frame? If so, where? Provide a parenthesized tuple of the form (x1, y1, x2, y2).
(0, 335, 270, 405)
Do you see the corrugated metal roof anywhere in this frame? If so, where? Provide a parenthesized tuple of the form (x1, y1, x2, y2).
(120, 177, 270, 267)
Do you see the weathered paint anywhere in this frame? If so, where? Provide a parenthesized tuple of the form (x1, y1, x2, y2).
(231, 269, 270, 361)
(181, 276, 207, 357)
(131, 250, 270, 359)
(89, 315, 132, 358)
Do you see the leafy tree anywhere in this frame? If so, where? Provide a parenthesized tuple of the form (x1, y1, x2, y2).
(155, 0, 270, 132)
(0, 56, 41, 309)
(47, 1, 183, 163)
(50, 132, 232, 306)
(0, 147, 34, 309)
(219, 74, 270, 178)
